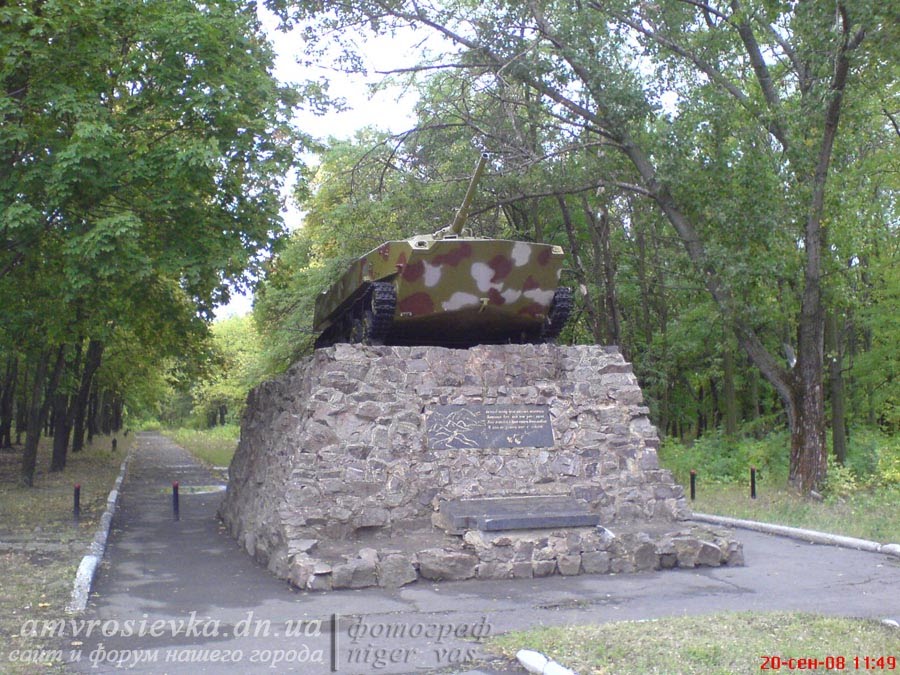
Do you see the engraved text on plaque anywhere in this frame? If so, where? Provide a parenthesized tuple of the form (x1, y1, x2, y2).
(426, 405, 554, 449)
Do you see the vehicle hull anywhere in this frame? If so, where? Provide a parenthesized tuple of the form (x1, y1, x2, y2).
(313, 236, 567, 346)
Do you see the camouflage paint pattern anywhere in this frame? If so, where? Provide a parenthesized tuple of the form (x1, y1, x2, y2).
(314, 234, 566, 343)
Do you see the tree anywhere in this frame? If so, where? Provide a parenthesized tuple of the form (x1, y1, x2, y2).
(270, 0, 897, 491)
(190, 315, 266, 427)
(2, 0, 305, 484)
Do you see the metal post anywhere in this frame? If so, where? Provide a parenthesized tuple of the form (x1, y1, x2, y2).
(173, 481, 180, 521)
(690, 470, 697, 501)
(74, 484, 81, 522)
(750, 466, 757, 499)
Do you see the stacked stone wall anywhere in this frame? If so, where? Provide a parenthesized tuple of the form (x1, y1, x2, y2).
(220, 343, 692, 577)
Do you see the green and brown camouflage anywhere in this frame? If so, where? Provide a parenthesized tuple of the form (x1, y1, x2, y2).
(313, 156, 573, 348)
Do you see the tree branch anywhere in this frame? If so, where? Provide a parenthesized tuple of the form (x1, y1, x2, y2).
(765, 23, 810, 94)
(730, 0, 789, 147)
(884, 109, 900, 140)
(676, 0, 729, 22)
(595, 3, 790, 149)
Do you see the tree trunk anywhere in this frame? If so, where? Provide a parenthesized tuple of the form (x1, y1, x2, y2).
(50, 391, 68, 472)
(50, 341, 84, 471)
(659, 379, 672, 440)
(15, 365, 28, 446)
(0, 354, 16, 448)
(747, 358, 761, 434)
(20, 353, 49, 487)
(113, 396, 123, 432)
(100, 391, 112, 435)
(556, 195, 604, 342)
(71, 340, 104, 452)
(697, 383, 706, 439)
(826, 312, 848, 464)
(20, 346, 65, 486)
(633, 227, 653, 348)
(87, 386, 101, 444)
(723, 345, 738, 437)
(584, 196, 622, 346)
(787, 377, 827, 492)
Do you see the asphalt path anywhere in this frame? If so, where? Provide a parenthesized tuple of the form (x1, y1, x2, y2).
(64, 432, 900, 674)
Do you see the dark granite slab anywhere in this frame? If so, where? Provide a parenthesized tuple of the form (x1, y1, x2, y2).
(438, 495, 600, 533)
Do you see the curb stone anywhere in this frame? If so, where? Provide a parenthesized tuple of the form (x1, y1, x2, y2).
(66, 449, 132, 613)
(690, 513, 900, 558)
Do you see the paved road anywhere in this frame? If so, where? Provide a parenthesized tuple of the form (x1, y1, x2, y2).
(68, 432, 900, 674)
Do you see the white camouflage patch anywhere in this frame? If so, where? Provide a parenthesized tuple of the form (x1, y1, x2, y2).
(443, 292, 481, 311)
(470, 262, 495, 292)
(423, 261, 442, 287)
(524, 288, 555, 305)
(511, 241, 532, 266)
(501, 289, 523, 303)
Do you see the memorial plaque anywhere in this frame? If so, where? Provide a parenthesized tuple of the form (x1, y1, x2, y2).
(426, 405, 554, 449)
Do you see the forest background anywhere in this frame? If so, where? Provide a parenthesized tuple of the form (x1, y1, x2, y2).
(1, 0, 897, 497)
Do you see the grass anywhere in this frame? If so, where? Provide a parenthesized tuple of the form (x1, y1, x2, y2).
(163, 424, 239, 467)
(686, 481, 900, 543)
(658, 429, 900, 543)
(488, 612, 900, 674)
(0, 434, 130, 674)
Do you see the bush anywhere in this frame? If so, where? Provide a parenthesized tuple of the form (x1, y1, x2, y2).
(659, 431, 790, 486)
(660, 428, 898, 490)
(823, 457, 859, 498)
(834, 429, 900, 490)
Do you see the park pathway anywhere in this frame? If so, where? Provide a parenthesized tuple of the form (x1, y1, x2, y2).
(69, 432, 900, 674)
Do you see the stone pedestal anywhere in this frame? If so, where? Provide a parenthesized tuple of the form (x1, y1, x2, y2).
(219, 343, 741, 590)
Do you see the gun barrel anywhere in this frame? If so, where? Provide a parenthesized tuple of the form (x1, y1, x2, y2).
(449, 153, 489, 235)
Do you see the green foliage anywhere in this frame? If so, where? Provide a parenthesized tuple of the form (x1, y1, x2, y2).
(0, 0, 316, 467)
(842, 429, 900, 488)
(165, 425, 239, 467)
(665, 429, 900, 541)
(848, 254, 900, 430)
(660, 432, 791, 486)
(823, 457, 861, 499)
(662, 429, 900, 493)
(157, 315, 267, 428)
(253, 230, 344, 370)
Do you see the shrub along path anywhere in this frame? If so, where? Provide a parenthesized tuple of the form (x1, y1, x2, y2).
(68, 432, 900, 674)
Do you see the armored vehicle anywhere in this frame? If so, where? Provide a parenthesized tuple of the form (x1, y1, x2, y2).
(313, 155, 573, 348)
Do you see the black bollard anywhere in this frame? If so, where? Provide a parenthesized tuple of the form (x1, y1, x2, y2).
(173, 481, 180, 521)
(112, 437, 117, 452)
(74, 484, 81, 522)
(690, 469, 697, 501)
(750, 466, 757, 499)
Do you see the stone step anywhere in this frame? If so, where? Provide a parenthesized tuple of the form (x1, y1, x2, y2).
(437, 495, 600, 533)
